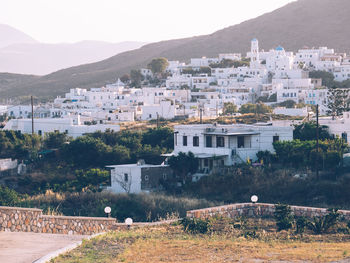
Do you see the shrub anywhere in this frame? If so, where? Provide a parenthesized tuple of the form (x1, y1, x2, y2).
(180, 217, 210, 234)
(0, 186, 20, 206)
(274, 204, 293, 231)
(307, 208, 340, 234)
(295, 216, 308, 234)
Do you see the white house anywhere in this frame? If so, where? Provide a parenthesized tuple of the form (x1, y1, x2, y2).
(2, 116, 120, 138)
(172, 123, 293, 175)
(319, 112, 350, 143)
(106, 161, 173, 194)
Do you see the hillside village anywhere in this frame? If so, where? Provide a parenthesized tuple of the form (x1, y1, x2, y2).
(1, 39, 350, 197)
(1, 39, 350, 132)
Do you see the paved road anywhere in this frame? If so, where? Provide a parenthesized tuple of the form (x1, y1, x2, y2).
(0, 231, 88, 263)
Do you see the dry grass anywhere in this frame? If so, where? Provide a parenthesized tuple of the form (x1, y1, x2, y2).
(52, 222, 350, 263)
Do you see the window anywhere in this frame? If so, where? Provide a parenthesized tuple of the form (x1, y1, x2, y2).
(183, 136, 187, 146)
(273, 136, 280, 143)
(124, 173, 128, 182)
(204, 159, 209, 167)
(38, 130, 42, 136)
(237, 136, 245, 148)
(216, 136, 225, 147)
(342, 132, 348, 143)
(174, 133, 177, 146)
(193, 136, 199, 147)
(205, 136, 212, 148)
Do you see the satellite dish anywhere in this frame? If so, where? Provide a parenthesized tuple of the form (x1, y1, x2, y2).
(251, 195, 258, 203)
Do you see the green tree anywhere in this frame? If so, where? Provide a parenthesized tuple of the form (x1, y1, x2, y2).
(239, 103, 272, 114)
(62, 136, 112, 167)
(130, 69, 144, 88)
(223, 102, 238, 115)
(168, 152, 198, 184)
(293, 122, 331, 141)
(147, 57, 169, 74)
(309, 70, 335, 88)
(120, 74, 130, 83)
(44, 132, 69, 149)
(141, 127, 174, 150)
(0, 186, 20, 206)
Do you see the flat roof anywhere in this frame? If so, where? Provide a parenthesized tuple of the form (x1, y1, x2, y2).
(106, 164, 168, 168)
(203, 131, 260, 136)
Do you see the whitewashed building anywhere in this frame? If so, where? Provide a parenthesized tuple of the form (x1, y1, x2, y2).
(172, 123, 293, 175)
(2, 116, 120, 138)
(106, 161, 173, 194)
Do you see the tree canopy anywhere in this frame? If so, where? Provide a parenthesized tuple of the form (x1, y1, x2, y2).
(239, 103, 272, 114)
(147, 57, 169, 74)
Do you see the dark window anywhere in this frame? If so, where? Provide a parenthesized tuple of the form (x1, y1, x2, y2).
(273, 136, 280, 143)
(204, 159, 209, 167)
(238, 136, 245, 148)
(342, 132, 348, 143)
(124, 173, 128, 182)
(183, 136, 187, 146)
(216, 136, 225, 147)
(174, 133, 177, 146)
(38, 130, 42, 136)
(205, 136, 212, 148)
(193, 136, 199, 147)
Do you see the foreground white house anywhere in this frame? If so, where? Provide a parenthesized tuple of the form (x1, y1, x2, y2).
(172, 123, 293, 175)
(106, 161, 173, 194)
(2, 116, 120, 138)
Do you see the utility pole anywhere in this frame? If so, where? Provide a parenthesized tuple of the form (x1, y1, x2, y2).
(216, 101, 218, 117)
(31, 96, 34, 135)
(200, 108, 203, 124)
(316, 104, 319, 179)
(156, 112, 159, 128)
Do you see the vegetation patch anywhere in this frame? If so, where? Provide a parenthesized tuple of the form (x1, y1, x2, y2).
(51, 220, 350, 263)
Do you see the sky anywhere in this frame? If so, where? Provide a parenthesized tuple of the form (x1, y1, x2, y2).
(1, 0, 296, 44)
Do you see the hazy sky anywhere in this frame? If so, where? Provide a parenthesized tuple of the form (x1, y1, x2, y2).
(1, 0, 296, 43)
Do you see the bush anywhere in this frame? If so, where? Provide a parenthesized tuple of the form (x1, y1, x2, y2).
(274, 204, 293, 231)
(0, 186, 20, 206)
(295, 216, 308, 234)
(180, 217, 209, 234)
(307, 208, 340, 234)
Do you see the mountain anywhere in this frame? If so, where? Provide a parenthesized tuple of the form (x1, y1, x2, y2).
(0, 24, 38, 48)
(0, 41, 147, 75)
(1, 0, 349, 99)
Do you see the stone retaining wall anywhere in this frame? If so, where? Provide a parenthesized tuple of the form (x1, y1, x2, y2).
(187, 203, 350, 220)
(0, 206, 116, 235)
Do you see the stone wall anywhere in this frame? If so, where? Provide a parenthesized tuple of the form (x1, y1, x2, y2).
(187, 203, 350, 220)
(0, 206, 116, 235)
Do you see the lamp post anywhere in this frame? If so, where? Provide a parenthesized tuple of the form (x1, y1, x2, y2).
(251, 195, 258, 203)
(125, 217, 133, 230)
(104, 206, 111, 218)
(251, 195, 259, 217)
